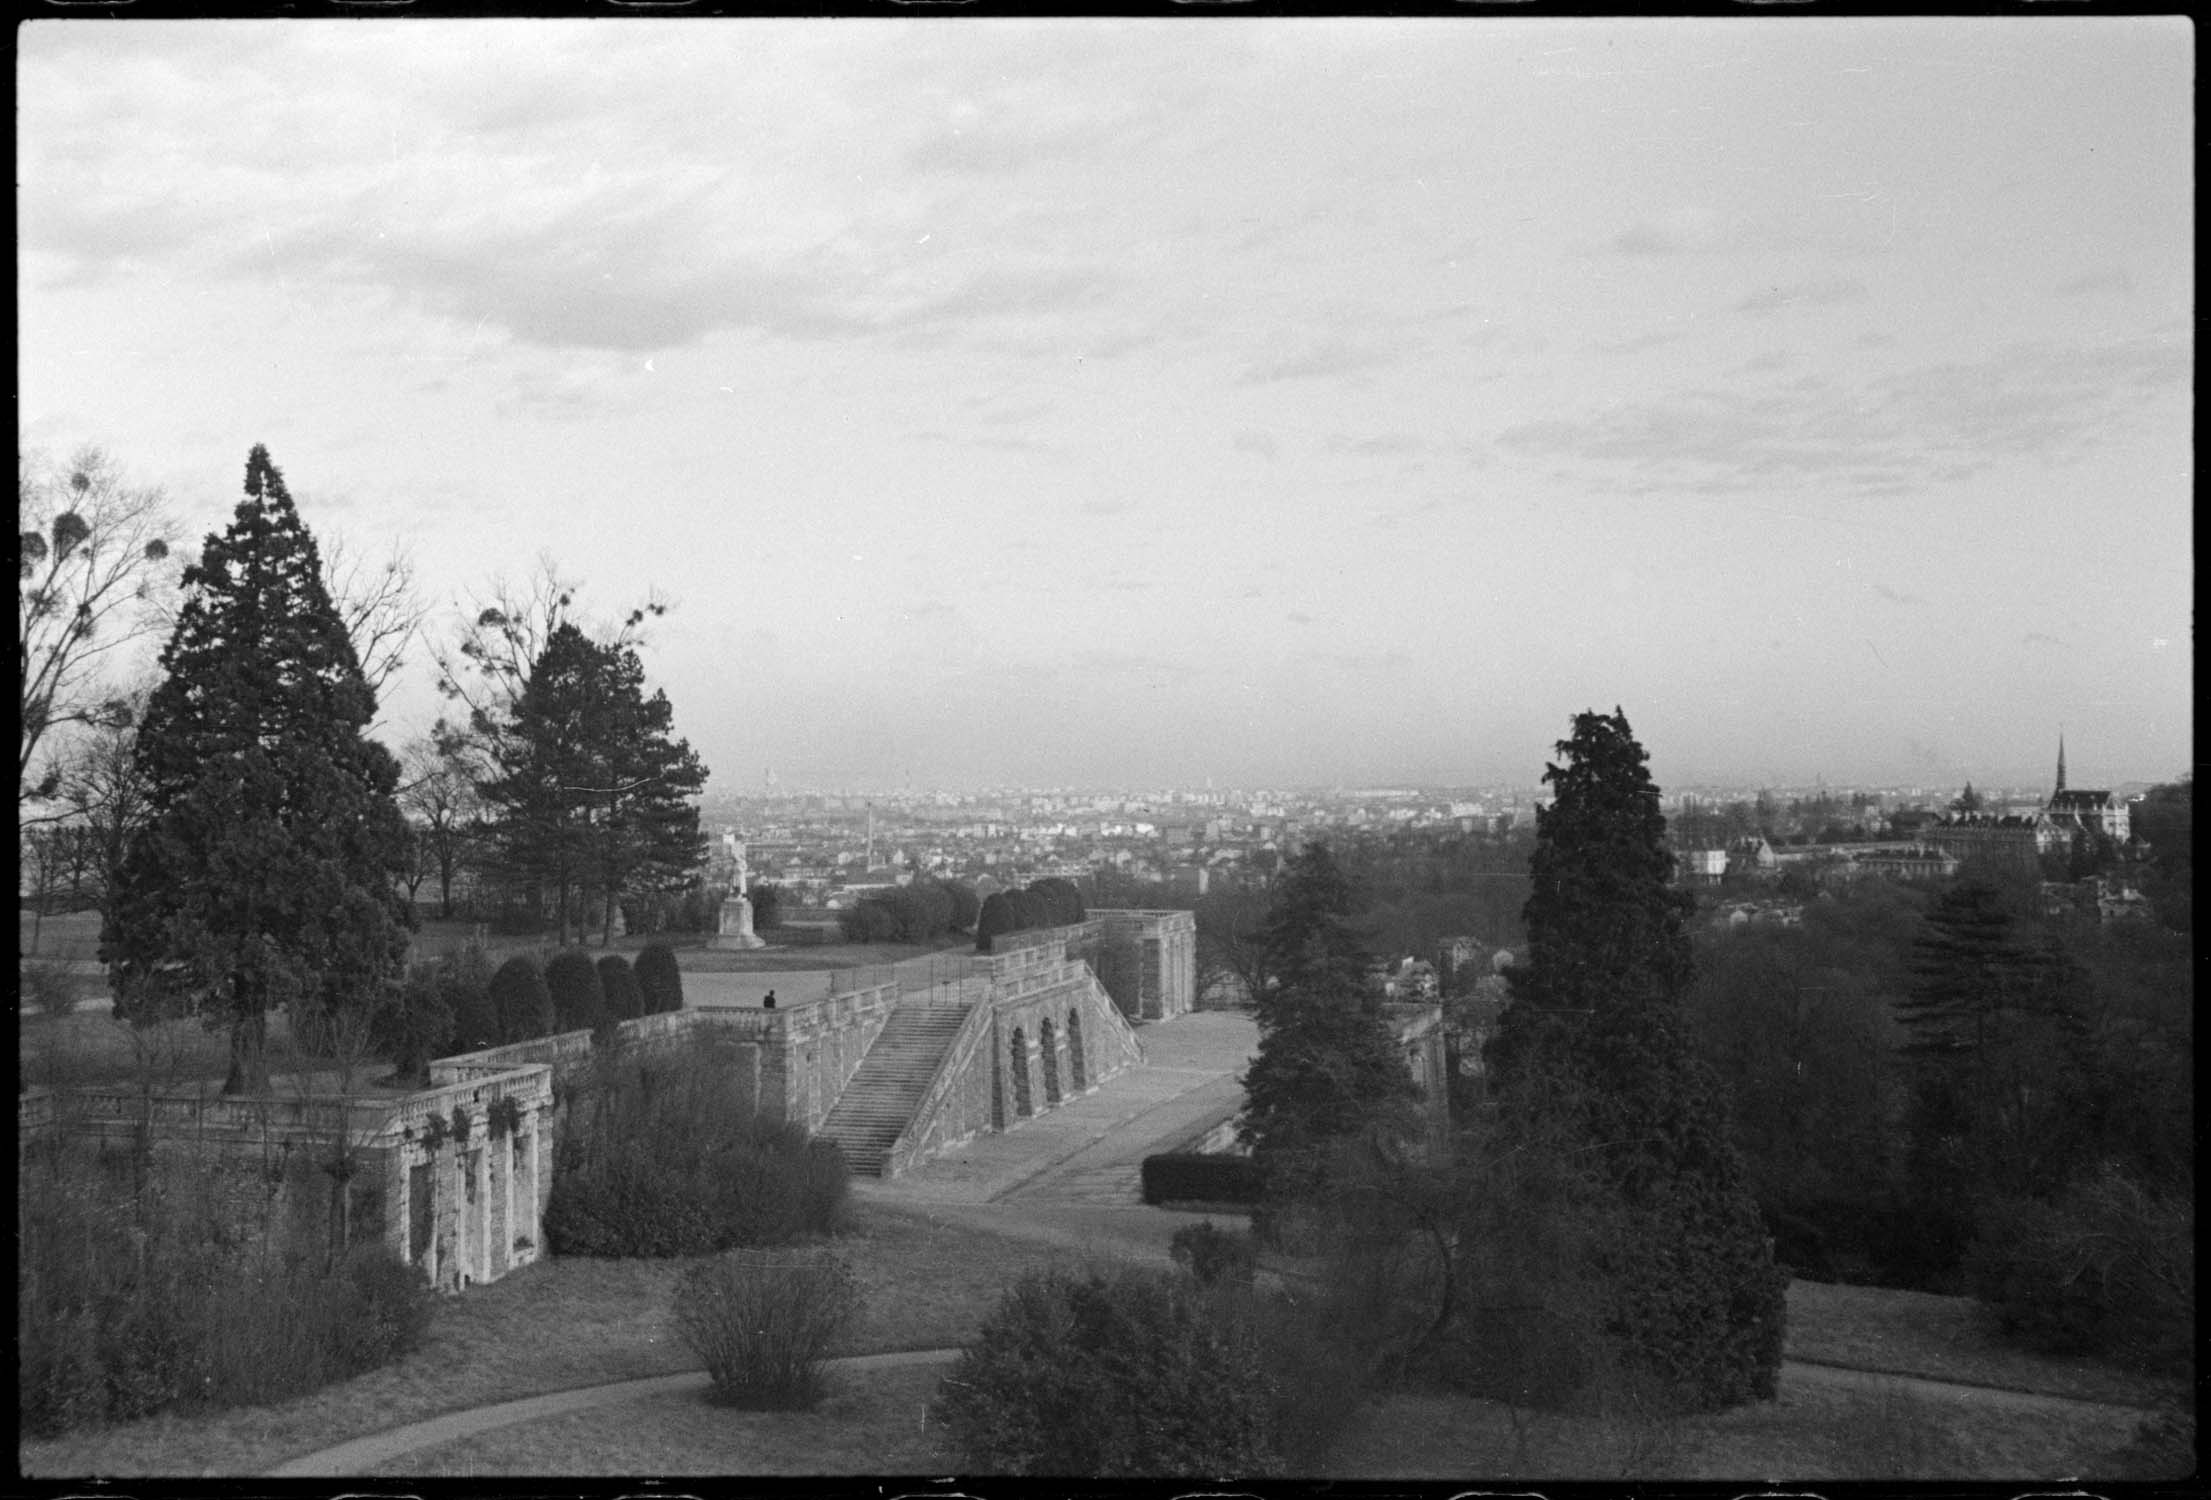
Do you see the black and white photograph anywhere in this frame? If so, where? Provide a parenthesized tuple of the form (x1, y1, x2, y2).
(17, 10, 2193, 1486)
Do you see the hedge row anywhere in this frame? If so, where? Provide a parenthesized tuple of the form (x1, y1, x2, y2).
(1140, 1152, 1264, 1207)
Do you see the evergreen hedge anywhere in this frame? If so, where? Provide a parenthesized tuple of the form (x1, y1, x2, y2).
(1141, 1153, 1264, 1206)
(597, 953, 644, 1023)
(489, 954, 553, 1042)
(635, 941, 684, 1014)
(545, 949, 605, 1033)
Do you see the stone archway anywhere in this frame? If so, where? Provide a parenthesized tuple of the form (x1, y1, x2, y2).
(1009, 1026, 1033, 1117)
(1039, 1017, 1062, 1105)
(1066, 1010, 1086, 1091)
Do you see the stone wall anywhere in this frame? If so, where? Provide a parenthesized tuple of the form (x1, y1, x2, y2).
(1092, 909, 1198, 1020)
(431, 980, 899, 1136)
(886, 955, 1146, 1175)
(38, 1064, 555, 1295)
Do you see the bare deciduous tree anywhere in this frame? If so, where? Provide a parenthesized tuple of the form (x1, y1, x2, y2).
(18, 447, 179, 807)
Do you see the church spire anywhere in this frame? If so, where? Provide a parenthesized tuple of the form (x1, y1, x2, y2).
(2055, 732, 2067, 795)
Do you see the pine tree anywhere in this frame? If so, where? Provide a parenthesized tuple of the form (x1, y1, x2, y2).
(1238, 842, 1414, 1204)
(1486, 709, 1786, 1409)
(100, 446, 412, 1095)
(478, 623, 706, 945)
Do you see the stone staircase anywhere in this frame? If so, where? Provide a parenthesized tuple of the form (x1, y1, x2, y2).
(818, 1003, 974, 1176)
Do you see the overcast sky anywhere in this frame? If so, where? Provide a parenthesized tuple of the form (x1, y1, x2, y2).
(18, 17, 2193, 795)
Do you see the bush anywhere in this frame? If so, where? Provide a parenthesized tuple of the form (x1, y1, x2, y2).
(634, 941, 684, 1014)
(597, 953, 644, 1023)
(1141, 1152, 1264, 1206)
(489, 954, 553, 1042)
(544, 1038, 847, 1257)
(328, 1243, 436, 1374)
(545, 949, 605, 1033)
(1170, 1220, 1257, 1287)
(973, 891, 1013, 953)
(929, 1266, 1283, 1477)
(437, 942, 499, 1054)
(374, 960, 456, 1083)
(1964, 1166, 2195, 1374)
(17, 1145, 434, 1438)
(21, 958, 83, 1017)
(673, 1249, 860, 1409)
(840, 898, 902, 944)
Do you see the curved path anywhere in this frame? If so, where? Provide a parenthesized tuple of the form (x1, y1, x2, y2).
(267, 1347, 2153, 1478)
(258, 1013, 2157, 1476)
(266, 1347, 962, 1478)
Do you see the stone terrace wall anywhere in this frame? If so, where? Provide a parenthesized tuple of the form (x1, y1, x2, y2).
(432, 981, 900, 1136)
(1092, 908, 1198, 1020)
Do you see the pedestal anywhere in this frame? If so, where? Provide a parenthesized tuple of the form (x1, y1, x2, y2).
(711, 894, 765, 950)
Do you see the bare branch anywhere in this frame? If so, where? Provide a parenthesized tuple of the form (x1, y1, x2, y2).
(18, 446, 181, 803)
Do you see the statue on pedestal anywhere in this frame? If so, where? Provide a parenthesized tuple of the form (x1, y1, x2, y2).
(711, 835, 765, 949)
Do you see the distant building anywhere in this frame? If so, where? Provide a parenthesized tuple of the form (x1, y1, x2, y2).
(1926, 813, 2060, 873)
(2042, 737, 2130, 841)
(1678, 848, 1728, 886)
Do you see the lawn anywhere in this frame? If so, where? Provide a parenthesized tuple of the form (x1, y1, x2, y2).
(17, 1200, 1110, 1478)
(1325, 1376, 2147, 1482)
(373, 1364, 958, 1477)
(1783, 1278, 2178, 1409)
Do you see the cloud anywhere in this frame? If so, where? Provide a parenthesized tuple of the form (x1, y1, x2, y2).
(1495, 333, 2189, 498)
(1594, 328, 1689, 356)
(1736, 279, 1869, 317)
(1080, 499, 1131, 516)
(1232, 430, 1280, 461)
(1871, 584, 1925, 607)
(1606, 224, 1683, 256)
(1239, 338, 1395, 385)
(2022, 631, 2067, 648)
(1286, 611, 1316, 626)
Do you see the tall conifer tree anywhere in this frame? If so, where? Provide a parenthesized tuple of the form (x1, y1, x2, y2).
(1238, 842, 1415, 1203)
(102, 446, 412, 1094)
(1486, 709, 1786, 1409)
(479, 622, 704, 945)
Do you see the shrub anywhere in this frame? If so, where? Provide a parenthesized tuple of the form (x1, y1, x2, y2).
(544, 1038, 847, 1257)
(1170, 1220, 1257, 1287)
(374, 961, 456, 1084)
(1964, 1166, 2195, 1374)
(673, 1248, 861, 1409)
(634, 941, 684, 1014)
(840, 897, 902, 944)
(489, 954, 553, 1042)
(1141, 1152, 1264, 1207)
(597, 953, 644, 1023)
(17, 1144, 435, 1438)
(929, 1266, 1283, 1476)
(21, 957, 83, 1017)
(544, 949, 605, 1033)
(437, 942, 499, 1053)
(973, 891, 1013, 953)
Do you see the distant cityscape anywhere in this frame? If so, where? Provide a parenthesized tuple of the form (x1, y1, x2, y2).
(697, 758, 2163, 916)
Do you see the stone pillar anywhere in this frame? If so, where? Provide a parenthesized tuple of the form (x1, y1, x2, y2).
(503, 1126, 517, 1271)
(712, 894, 765, 950)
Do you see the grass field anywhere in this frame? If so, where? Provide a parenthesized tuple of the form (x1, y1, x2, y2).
(16, 1200, 1116, 1479)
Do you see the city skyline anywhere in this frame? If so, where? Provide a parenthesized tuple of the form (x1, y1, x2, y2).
(18, 17, 2193, 793)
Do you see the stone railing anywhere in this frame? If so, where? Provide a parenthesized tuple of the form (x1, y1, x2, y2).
(886, 998, 994, 1178)
(53, 1084, 394, 1141)
(380, 1066, 553, 1144)
(982, 920, 1102, 974)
